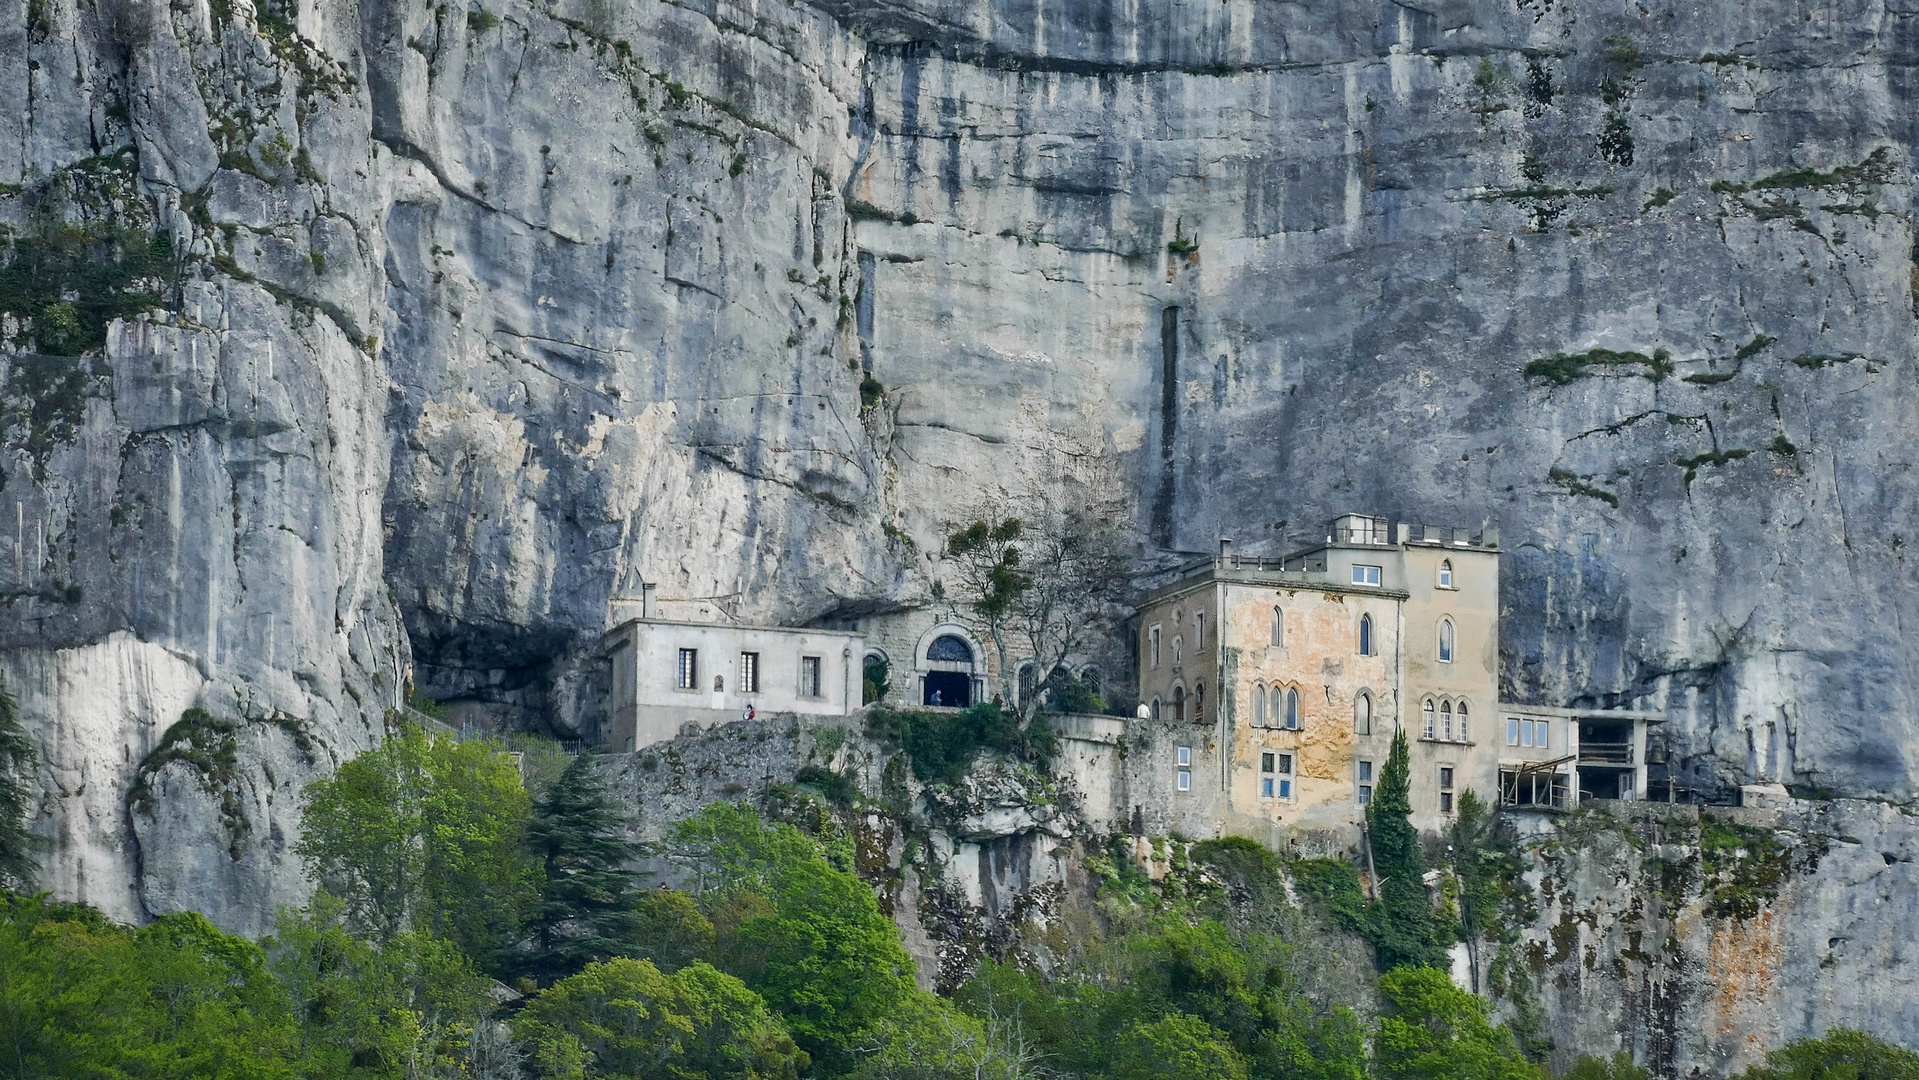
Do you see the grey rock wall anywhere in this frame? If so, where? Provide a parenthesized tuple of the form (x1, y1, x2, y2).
(1, 0, 1916, 959)
(1512, 798, 1919, 1077)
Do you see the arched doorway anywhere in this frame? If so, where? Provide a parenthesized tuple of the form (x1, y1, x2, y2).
(922, 632, 976, 707)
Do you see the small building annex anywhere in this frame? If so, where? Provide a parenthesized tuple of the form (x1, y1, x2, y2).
(603, 593, 863, 752)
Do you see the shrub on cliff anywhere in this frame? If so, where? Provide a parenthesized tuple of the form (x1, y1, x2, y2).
(1731, 1029, 1919, 1080)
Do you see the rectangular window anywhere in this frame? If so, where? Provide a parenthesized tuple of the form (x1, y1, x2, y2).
(1177, 745, 1192, 767)
(1358, 760, 1373, 783)
(739, 652, 760, 694)
(1533, 720, 1550, 750)
(1279, 779, 1294, 799)
(677, 648, 698, 689)
(800, 655, 823, 698)
(1150, 626, 1162, 669)
(1440, 767, 1454, 789)
(1358, 786, 1373, 805)
(1520, 721, 1533, 748)
(1352, 564, 1382, 586)
(1177, 769, 1192, 792)
(1440, 791, 1454, 813)
(1507, 718, 1520, 746)
(1277, 754, 1294, 775)
(1195, 613, 1206, 648)
(1261, 777, 1275, 798)
(1261, 751, 1276, 772)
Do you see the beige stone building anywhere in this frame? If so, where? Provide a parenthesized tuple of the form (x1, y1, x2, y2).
(1130, 514, 1666, 845)
(1135, 515, 1497, 839)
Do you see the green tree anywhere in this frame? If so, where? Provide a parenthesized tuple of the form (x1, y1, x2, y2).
(670, 804, 916, 1072)
(265, 893, 498, 1080)
(862, 656, 891, 705)
(0, 894, 302, 1079)
(1366, 729, 1447, 970)
(515, 957, 806, 1080)
(1375, 966, 1545, 1080)
(1730, 1029, 1919, 1080)
(0, 676, 40, 889)
(631, 888, 717, 973)
(297, 726, 535, 965)
(1564, 1052, 1651, 1080)
(851, 992, 1047, 1080)
(519, 754, 644, 983)
(944, 517, 1030, 709)
(944, 510, 1131, 723)
(1111, 1014, 1249, 1080)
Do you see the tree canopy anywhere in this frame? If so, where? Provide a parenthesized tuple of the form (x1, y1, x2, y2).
(296, 725, 535, 965)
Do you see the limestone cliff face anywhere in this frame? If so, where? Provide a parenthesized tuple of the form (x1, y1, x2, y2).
(0, 0, 1915, 946)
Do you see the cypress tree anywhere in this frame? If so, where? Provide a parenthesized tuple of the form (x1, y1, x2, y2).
(1364, 728, 1446, 970)
(0, 677, 39, 889)
(519, 753, 643, 982)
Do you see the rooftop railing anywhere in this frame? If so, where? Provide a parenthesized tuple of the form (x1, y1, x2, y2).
(1578, 740, 1634, 765)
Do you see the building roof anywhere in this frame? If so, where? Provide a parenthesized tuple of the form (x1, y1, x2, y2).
(1141, 557, 1412, 607)
(606, 616, 863, 639)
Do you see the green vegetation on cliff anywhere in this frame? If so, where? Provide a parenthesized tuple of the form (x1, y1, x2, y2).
(2, 724, 1913, 1080)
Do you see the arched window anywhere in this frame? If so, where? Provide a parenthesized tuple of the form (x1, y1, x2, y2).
(1018, 664, 1037, 708)
(1456, 701, 1469, 742)
(1173, 685, 1186, 723)
(1422, 699, 1436, 739)
(1285, 687, 1300, 730)
(1151, 697, 1162, 721)
(1194, 681, 1205, 722)
(1173, 635, 1184, 666)
(1438, 618, 1456, 663)
(1253, 684, 1268, 727)
(1440, 700, 1454, 740)
(1354, 692, 1372, 735)
(928, 634, 974, 663)
(1271, 607, 1284, 647)
(1358, 614, 1373, 657)
(1081, 666, 1102, 697)
(1438, 559, 1454, 588)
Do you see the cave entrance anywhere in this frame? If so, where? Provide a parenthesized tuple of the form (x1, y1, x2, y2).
(923, 671, 972, 708)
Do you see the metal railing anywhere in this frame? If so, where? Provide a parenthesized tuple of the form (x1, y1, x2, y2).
(1578, 741, 1634, 764)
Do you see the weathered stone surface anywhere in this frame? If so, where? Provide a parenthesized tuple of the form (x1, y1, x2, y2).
(1, 0, 1917, 1046)
(1514, 799, 1919, 1076)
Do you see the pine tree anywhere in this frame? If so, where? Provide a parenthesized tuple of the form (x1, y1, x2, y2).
(1364, 728, 1446, 970)
(0, 677, 39, 889)
(518, 753, 643, 983)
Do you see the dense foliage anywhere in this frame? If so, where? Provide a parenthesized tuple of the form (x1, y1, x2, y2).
(297, 726, 534, 963)
(3, 720, 1912, 1080)
(864, 702, 1052, 784)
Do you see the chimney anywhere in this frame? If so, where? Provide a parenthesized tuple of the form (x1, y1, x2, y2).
(641, 582, 657, 620)
(1218, 538, 1234, 566)
(1481, 523, 1500, 548)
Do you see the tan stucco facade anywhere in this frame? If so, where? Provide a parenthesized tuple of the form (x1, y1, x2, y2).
(1134, 517, 1504, 844)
